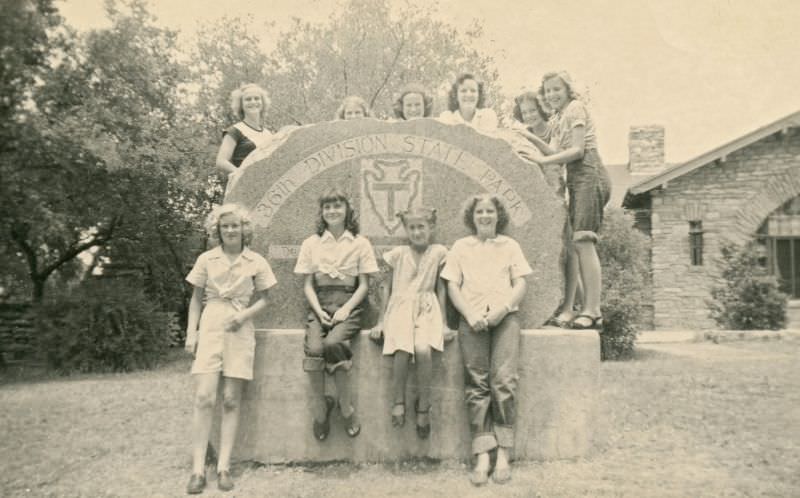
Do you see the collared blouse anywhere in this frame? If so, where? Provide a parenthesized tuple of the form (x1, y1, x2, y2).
(438, 107, 498, 132)
(186, 246, 277, 310)
(294, 230, 379, 279)
(549, 99, 599, 152)
(440, 235, 532, 313)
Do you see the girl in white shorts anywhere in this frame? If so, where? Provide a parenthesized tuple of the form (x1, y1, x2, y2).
(184, 204, 276, 494)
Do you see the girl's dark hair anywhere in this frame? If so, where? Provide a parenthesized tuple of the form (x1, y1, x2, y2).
(315, 187, 360, 236)
(396, 206, 437, 226)
(512, 91, 549, 123)
(393, 83, 434, 119)
(462, 194, 510, 235)
(447, 73, 486, 112)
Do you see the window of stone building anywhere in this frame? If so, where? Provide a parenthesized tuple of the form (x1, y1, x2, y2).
(758, 196, 800, 298)
(689, 220, 703, 266)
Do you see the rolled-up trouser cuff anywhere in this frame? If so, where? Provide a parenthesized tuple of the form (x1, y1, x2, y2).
(326, 359, 352, 373)
(472, 432, 498, 454)
(495, 424, 514, 448)
(303, 356, 325, 372)
(573, 230, 598, 243)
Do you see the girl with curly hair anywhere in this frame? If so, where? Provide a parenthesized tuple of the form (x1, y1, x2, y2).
(216, 84, 273, 175)
(440, 194, 532, 486)
(438, 73, 497, 132)
(184, 204, 276, 493)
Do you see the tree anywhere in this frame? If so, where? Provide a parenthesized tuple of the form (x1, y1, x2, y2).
(709, 242, 788, 330)
(187, 0, 501, 130)
(2, 0, 212, 307)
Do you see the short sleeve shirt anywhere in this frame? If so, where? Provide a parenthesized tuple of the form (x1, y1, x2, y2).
(294, 230, 379, 278)
(550, 100, 598, 152)
(223, 122, 273, 167)
(440, 235, 532, 312)
(438, 108, 498, 132)
(186, 246, 277, 310)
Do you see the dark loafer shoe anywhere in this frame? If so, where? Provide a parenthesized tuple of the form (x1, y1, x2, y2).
(186, 473, 205, 495)
(217, 470, 234, 491)
(313, 396, 336, 441)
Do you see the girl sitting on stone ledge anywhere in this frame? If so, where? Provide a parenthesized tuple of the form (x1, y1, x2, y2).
(370, 207, 454, 439)
(441, 194, 532, 486)
(295, 187, 379, 441)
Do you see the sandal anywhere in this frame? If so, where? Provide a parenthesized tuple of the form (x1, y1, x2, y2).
(312, 396, 336, 441)
(571, 314, 603, 330)
(341, 404, 361, 438)
(544, 315, 571, 328)
(391, 402, 405, 428)
(414, 398, 431, 439)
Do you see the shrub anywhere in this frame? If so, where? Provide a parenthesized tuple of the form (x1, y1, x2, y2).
(597, 209, 650, 360)
(36, 279, 172, 374)
(709, 242, 788, 330)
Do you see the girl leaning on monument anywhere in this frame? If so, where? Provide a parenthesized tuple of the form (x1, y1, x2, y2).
(184, 204, 277, 494)
(517, 71, 611, 330)
(438, 73, 498, 132)
(215, 83, 272, 176)
(335, 95, 372, 120)
(392, 83, 434, 120)
(294, 187, 379, 441)
(440, 194, 532, 486)
(369, 206, 455, 439)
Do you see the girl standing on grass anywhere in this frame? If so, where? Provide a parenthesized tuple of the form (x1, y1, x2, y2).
(369, 207, 454, 438)
(519, 71, 611, 330)
(184, 204, 277, 494)
(335, 95, 372, 120)
(438, 73, 498, 132)
(294, 188, 379, 441)
(441, 194, 532, 486)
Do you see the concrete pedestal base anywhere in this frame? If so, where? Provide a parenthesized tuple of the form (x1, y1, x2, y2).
(214, 328, 600, 463)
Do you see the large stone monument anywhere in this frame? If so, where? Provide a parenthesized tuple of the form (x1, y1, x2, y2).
(217, 118, 601, 462)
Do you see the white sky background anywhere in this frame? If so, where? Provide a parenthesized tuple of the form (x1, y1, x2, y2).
(57, 0, 800, 165)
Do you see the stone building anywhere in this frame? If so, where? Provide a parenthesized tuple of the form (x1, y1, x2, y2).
(623, 111, 800, 329)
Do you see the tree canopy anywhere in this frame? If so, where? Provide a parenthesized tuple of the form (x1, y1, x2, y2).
(1, 0, 500, 310)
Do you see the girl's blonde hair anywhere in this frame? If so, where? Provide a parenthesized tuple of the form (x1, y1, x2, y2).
(335, 96, 372, 120)
(205, 203, 254, 248)
(538, 71, 581, 108)
(230, 83, 270, 122)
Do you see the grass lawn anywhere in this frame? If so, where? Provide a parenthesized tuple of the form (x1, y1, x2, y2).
(1, 340, 798, 497)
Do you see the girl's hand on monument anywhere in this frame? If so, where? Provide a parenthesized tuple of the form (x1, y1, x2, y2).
(369, 324, 384, 344)
(332, 306, 351, 324)
(518, 148, 544, 164)
(443, 327, 457, 343)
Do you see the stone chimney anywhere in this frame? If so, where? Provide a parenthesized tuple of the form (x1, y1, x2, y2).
(628, 125, 665, 177)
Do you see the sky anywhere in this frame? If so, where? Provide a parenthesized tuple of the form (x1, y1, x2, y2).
(57, 0, 800, 165)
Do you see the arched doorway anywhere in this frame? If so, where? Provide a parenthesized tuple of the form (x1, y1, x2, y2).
(758, 196, 800, 298)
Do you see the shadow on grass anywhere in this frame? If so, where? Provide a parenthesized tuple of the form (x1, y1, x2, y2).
(0, 348, 191, 386)
(235, 456, 448, 478)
